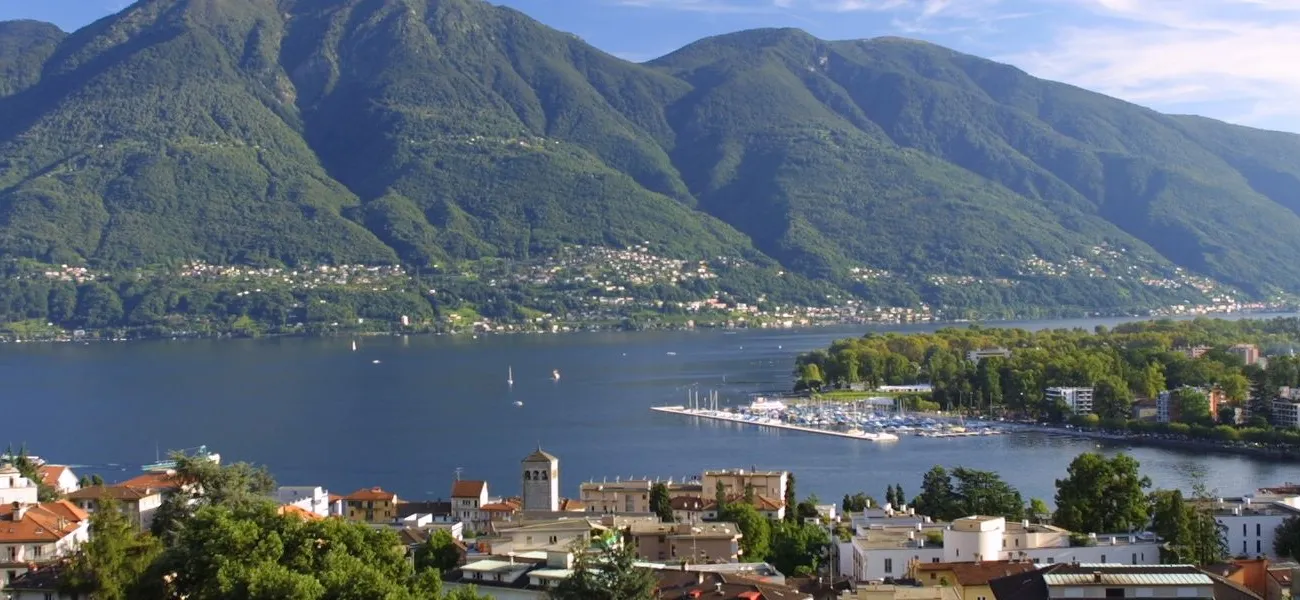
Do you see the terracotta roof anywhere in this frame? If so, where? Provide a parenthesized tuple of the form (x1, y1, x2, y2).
(654, 570, 809, 599)
(480, 501, 521, 513)
(451, 480, 487, 498)
(1267, 567, 1292, 586)
(345, 487, 396, 502)
(36, 465, 69, 488)
(559, 498, 585, 511)
(672, 496, 706, 511)
(65, 485, 158, 501)
(278, 504, 324, 521)
(701, 494, 784, 512)
(118, 471, 183, 491)
(916, 561, 1038, 586)
(0, 501, 89, 543)
(329, 493, 344, 503)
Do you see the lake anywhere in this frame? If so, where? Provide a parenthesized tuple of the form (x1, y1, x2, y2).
(4, 315, 1299, 506)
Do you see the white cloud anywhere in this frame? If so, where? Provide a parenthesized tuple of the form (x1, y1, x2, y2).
(1005, 0, 1300, 130)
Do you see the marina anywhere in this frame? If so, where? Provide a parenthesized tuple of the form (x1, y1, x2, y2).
(653, 392, 1010, 442)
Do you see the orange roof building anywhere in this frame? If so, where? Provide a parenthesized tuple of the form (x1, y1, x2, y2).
(0, 501, 91, 576)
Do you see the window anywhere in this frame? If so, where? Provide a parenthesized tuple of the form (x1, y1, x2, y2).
(1243, 523, 1247, 536)
(44, 594, 53, 600)
(1257, 540, 1262, 554)
(5, 547, 13, 561)
(1105, 588, 1125, 598)
(32, 545, 42, 558)
(549, 536, 558, 544)
(1243, 541, 1248, 554)
(1257, 523, 1262, 536)
(930, 574, 936, 580)
(1131, 553, 1137, 564)
(884, 558, 893, 574)
(1100, 555, 1106, 563)
(932, 558, 940, 563)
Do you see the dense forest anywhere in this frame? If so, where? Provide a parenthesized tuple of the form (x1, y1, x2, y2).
(1, 0, 1300, 316)
(795, 318, 1300, 444)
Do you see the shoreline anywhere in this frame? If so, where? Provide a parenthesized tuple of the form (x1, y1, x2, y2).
(5, 309, 1297, 346)
(1012, 423, 1300, 461)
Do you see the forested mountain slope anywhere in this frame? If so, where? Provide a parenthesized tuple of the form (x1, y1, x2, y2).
(1, 0, 1297, 311)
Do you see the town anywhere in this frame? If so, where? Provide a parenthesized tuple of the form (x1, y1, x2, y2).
(4, 444, 1300, 600)
(2, 244, 1293, 342)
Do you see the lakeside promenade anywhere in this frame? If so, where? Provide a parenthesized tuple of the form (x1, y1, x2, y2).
(651, 405, 901, 442)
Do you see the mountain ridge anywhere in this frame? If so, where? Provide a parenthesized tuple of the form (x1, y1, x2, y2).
(0, 0, 1297, 315)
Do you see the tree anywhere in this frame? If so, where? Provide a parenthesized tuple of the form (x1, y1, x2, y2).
(79, 474, 106, 488)
(744, 483, 756, 506)
(1028, 498, 1050, 523)
(842, 492, 874, 513)
(140, 502, 492, 600)
(1093, 376, 1134, 421)
(415, 529, 464, 574)
(62, 498, 163, 600)
(1221, 373, 1249, 403)
(715, 481, 728, 513)
(895, 483, 906, 508)
(1135, 362, 1166, 401)
(769, 521, 830, 577)
(784, 473, 797, 523)
(1053, 453, 1151, 534)
(720, 503, 772, 561)
(548, 537, 657, 600)
(884, 484, 897, 508)
(951, 467, 1025, 521)
(912, 466, 956, 520)
(1276, 517, 1300, 561)
(4, 445, 59, 502)
(1172, 388, 1211, 424)
(150, 453, 277, 543)
(650, 482, 674, 523)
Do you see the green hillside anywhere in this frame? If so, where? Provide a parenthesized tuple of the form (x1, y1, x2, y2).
(0, 0, 1297, 320)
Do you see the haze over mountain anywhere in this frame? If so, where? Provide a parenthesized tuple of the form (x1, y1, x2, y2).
(1, 0, 1299, 312)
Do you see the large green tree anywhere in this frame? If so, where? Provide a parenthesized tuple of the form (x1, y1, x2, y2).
(1093, 376, 1134, 421)
(548, 537, 656, 600)
(912, 466, 957, 520)
(62, 498, 163, 600)
(1149, 490, 1223, 564)
(415, 529, 464, 574)
(769, 521, 830, 577)
(1053, 453, 1151, 534)
(951, 467, 1025, 521)
(151, 452, 277, 543)
(720, 503, 772, 561)
(650, 482, 674, 523)
(1275, 517, 1300, 561)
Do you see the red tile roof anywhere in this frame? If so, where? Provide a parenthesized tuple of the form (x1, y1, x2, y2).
(345, 487, 396, 502)
(700, 494, 784, 512)
(480, 501, 521, 513)
(278, 504, 325, 521)
(559, 498, 586, 511)
(0, 501, 89, 543)
(916, 561, 1039, 586)
(36, 465, 68, 488)
(118, 471, 183, 491)
(65, 485, 159, 501)
(451, 480, 486, 498)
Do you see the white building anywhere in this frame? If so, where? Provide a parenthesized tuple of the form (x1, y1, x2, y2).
(848, 515, 1160, 582)
(0, 501, 91, 584)
(451, 480, 492, 533)
(1207, 490, 1300, 559)
(1045, 387, 1094, 414)
(521, 448, 559, 512)
(1273, 399, 1300, 429)
(276, 486, 332, 517)
(36, 466, 79, 496)
(966, 348, 1012, 363)
(0, 465, 39, 505)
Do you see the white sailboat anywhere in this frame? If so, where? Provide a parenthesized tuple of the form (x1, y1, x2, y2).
(552, 369, 561, 381)
(351, 340, 357, 352)
(508, 366, 514, 387)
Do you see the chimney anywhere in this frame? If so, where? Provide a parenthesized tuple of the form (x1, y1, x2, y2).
(13, 502, 27, 520)
(1093, 571, 1103, 583)
(1022, 520, 1030, 527)
(916, 523, 923, 531)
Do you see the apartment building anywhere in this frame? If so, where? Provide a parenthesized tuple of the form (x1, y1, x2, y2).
(1045, 387, 1094, 415)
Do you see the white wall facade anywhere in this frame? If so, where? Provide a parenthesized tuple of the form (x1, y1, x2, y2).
(0, 470, 38, 505)
(277, 486, 332, 517)
(1215, 510, 1290, 559)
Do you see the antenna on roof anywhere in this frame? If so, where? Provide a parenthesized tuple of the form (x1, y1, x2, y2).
(454, 467, 463, 481)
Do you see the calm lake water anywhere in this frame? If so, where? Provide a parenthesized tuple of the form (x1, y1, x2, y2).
(4, 315, 1300, 506)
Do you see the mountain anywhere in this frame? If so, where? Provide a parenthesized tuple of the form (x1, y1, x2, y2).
(1, 0, 1298, 313)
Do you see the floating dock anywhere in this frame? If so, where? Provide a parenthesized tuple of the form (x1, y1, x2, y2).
(651, 406, 900, 442)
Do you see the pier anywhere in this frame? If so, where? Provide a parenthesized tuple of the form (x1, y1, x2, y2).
(651, 405, 900, 442)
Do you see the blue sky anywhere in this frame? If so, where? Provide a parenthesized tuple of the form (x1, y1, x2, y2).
(4, 0, 1298, 133)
